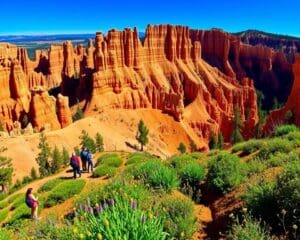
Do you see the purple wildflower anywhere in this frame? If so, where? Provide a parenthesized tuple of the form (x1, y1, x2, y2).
(88, 206, 93, 213)
(103, 201, 108, 209)
(130, 200, 137, 209)
(96, 205, 103, 213)
(109, 198, 115, 206)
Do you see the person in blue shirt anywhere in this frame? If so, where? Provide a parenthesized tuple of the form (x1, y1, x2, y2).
(87, 149, 94, 173)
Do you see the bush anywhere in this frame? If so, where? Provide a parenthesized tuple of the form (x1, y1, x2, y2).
(126, 152, 151, 165)
(0, 209, 8, 222)
(98, 154, 123, 167)
(258, 138, 294, 159)
(7, 203, 31, 224)
(0, 228, 12, 240)
(169, 154, 196, 171)
(38, 178, 63, 193)
(275, 124, 298, 136)
(131, 160, 179, 192)
(227, 214, 271, 240)
(159, 195, 196, 239)
(0, 200, 8, 210)
(10, 194, 26, 210)
(231, 142, 245, 153)
(283, 131, 300, 146)
(243, 181, 277, 226)
(268, 151, 299, 167)
(75, 193, 167, 240)
(232, 139, 264, 155)
(45, 179, 85, 207)
(93, 165, 116, 178)
(245, 157, 267, 175)
(179, 163, 205, 186)
(207, 153, 246, 194)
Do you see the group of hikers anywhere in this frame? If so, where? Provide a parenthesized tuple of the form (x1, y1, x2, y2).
(25, 146, 94, 220)
(70, 147, 94, 178)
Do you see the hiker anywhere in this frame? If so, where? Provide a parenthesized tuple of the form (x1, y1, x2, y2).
(25, 188, 40, 220)
(70, 152, 81, 178)
(87, 149, 94, 173)
(80, 147, 88, 172)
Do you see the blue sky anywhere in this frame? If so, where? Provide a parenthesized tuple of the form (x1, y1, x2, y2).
(1, 0, 299, 36)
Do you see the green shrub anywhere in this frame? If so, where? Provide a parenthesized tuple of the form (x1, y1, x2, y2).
(131, 160, 179, 192)
(207, 153, 246, 193)
(75, 193, 167, 240)
(189, 152, 203, 160)
(0, 228, 12, 240)
(227, 214, 271, 240)
(45, 179, 85, 207)
(7, 203, 31, 224)
(38, 178, 64, 193)
(232, 139, 265, 155)
(283, 131, 300, 146)
(159, 195, 196, 239)
(93, 165, 116, 178)
(169, 154, 196, 171)
(258, 138, 294, 159)
(7, 193, 23, 204)
(275, 124, 298, 136)
(10, 194, 26, 210)
(0, 200, 8, 210)
(98, 154, 123, 167)
(243, 181, 277, 226)
(126, 152, 152, 165)
(179, 163, 205, 186)
(231, 142, 245, 153)
(246, 157, 267, 175)
(268, 151, 299, 167)
(0, 209, 8, 222)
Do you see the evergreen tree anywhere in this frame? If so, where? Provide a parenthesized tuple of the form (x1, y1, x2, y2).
(177, 142, 186, 154)
(209, 134, 218, 150)
(231, 106, 244, 144)
(74, 146, 80, 156)
(136, 120, 149, 151)
(62, 146, 70, 166)
(0, 121, 4, 132)
(95, 132, 104, 152)
(72, 100, 84, 122)
(36, 133, 51, 177)
(79, 130, 96, 153)
(30, 167, 38, 180)
(0, 147, 13, 193)
(51, 146, 63, 174)
(218, 133, 224, 149)
(190, 140, 197, 153)
(284, 110, 294, 124)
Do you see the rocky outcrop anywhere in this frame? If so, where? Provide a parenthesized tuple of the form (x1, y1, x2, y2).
(265, 54, 300, 132)
(56, 94, 72, 128)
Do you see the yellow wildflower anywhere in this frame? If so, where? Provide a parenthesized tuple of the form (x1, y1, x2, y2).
(242, 207, 247, 213)
(104, 219, 109, 227)
(73, 227, 78, 233)
(79, 233, 84, 239)
(148, 213, 153, 219)
(180, 232, 185, 238)
(97, 233, 103, 240)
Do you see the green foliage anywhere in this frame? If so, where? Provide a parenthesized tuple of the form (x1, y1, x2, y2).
(231, 106, 244, 144)
(30, 167, 38, 180)
(275, 124, 298, 136)
(73, 146, 80, 156)
(95, 132, 104, 152)
(209, 134, 218, 150)
(131, 160, 179, 192)
(98, 154, 123, 167)
(126, 152, 152, 165)
(93, 165, 116, 178)
(0, 200, 8, 210)
(218, 133, 224, 149)
(258, 138, 294, 159)
(177, 142, 186, 153)
(50, 146, 63, 174)
(22, 176, 32, 185)
(38, 178, 63, 193)
(227, 214, 271, 240)
(136, 119, 149, 151)
(0, 228, 11, 239)
(232, 139, 264, 155)
(75, 193, 167, 240)
(284, 110, 295, 124)
(190, 140, 197, 152)
(79, 130, 96, 153)
(10, 194, 26, 210)
(207, 153, 246, 193)
(45, 179, 85, 207)
(7, 203, 31, 224)
(0, 154, 13, 192)
(179, 163, 205, 186)
(72, 101, 84, 122)
(36, 133, 51, 177)
(169, 154, 196, 171)
(159, 196, 196, 239)
(62, 146, 69, 166)
(0, 121, 4, 132)
(0, 209, 8, 222)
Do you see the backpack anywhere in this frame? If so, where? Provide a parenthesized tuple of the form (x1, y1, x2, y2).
(70, 157, 78, 168)
(25, 197, 33, 208)
(80, 151, 88, 161)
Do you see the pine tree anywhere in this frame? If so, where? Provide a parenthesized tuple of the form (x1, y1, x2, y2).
(79, 130, 96, 153)
(30, 167, 38, 180)
(218, 133, 224, 149)
(177, 142, 186, 154)
(190, 140, 197, 153)
(36, 133, 51, 177)
(95, 132, 104, 152)
(62, 146, 70, 166)
(284, 110, 294, 124)
(231, 106, 244, 144)
(0, 147, 13, 193)
(136, 120, 149, 151)
(51, 146, 63, 174)
(209, 134, 218, 150)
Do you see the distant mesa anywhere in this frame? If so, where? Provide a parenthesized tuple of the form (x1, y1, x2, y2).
(0, 24, 298, 148)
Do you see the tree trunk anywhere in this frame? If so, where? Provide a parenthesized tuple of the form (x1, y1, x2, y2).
(141, 144, 143, 151)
